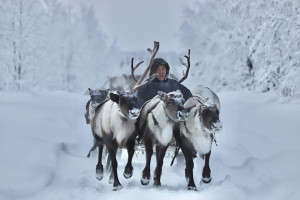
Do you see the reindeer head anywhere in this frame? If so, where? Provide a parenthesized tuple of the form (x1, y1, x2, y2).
(85, 88, 109, 124)
(200, 104, 222, 132)
(184, 97, 222, 133)
(88, 88, 110, 109)
(158, 90, 188, 122)
(110, 91, 140, 120)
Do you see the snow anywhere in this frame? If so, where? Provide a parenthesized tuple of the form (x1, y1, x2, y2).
(0, 91, 299, 200)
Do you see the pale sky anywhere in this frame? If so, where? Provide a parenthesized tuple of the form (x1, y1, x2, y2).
(59, 0, 196, 53)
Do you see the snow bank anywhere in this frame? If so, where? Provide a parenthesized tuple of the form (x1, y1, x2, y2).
(0, 91, 299, 200)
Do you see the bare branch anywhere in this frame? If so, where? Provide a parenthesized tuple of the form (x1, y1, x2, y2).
(179, 49, 191, 83)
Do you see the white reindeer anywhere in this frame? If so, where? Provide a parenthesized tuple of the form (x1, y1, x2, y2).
(92, 91, 140, 190)
(139, 90, 188, 186)
(91, 41, 160, 191)
(177, 85, 222, 190)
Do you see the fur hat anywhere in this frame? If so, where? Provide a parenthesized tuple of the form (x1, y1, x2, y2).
(149, 58, 170, 77)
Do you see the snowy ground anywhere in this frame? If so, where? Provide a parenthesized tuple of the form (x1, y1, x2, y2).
(0, 90, 300, 200)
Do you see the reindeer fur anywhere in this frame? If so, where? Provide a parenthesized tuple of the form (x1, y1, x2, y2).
(94, 100, 137, 148)
(180, 104, 213, 155)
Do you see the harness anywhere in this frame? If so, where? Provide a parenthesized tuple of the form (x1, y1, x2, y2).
(117, 109, 137, 121)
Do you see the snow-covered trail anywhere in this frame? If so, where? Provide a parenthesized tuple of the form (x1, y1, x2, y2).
(0, 91, 299, 200)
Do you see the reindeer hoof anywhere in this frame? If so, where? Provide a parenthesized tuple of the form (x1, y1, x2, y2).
(153, 180, 161, 186)
(188, 185, 197, 191)
(141, 178, 150, 185)
(123, 167, 133, 179)
(95, 169, 103, 181)
(113, 184, 123, 191)
(124, 172, 133, 179)
(202, 177, 212, 184)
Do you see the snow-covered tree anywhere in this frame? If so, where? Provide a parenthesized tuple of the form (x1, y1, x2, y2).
(179, 0, 300, 98)
(0, 0, 121, 92)
(0, 0, 48, 91)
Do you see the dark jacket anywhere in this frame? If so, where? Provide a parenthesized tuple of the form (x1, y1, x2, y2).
(136, 78, 193, 108)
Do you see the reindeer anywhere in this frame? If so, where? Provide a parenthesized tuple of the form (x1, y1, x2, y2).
(175, 85, 222, 190)
(137, 90, 188, 186)
(84, 88, 109, 125)
(91, 41, 160, 191)
(84, 88, 109, 158)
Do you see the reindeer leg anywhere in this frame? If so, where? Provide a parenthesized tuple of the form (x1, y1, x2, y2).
(202, 151, 212, 184)
(182, 146, 197, 190)
(124, 136, 135, 179)
(141, 127, 153, 185)
(175, 132, 197, 190)
(107, 146, 122, 191)
(155, 145, 161, 163)
(87, 138, 99, 157)
(105, 152, 114, 184)
(153, 144, 168, 186)
(95, 143, 104, 181)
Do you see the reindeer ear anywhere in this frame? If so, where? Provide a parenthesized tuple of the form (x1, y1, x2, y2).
(157, 91, 167, 101)
(109, 93, 120, 103)
(88, 88, 93, 95)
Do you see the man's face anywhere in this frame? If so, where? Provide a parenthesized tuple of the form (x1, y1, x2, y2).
(156, 65, 167, 81)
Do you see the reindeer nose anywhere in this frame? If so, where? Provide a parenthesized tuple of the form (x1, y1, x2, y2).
(178, 110, 188, 121)
(129, 108, 140, 118)
(212, 120, 222, 132)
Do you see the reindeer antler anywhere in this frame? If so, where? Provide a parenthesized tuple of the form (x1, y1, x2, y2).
(179, 49, 191, 83)
(131, 58, 144, 83)
(131, 41, 160, 92)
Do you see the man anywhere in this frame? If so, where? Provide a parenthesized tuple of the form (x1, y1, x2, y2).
(136, 58, 193, 108)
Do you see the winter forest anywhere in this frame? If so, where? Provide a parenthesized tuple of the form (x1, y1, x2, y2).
(0, 0, 299, 99)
